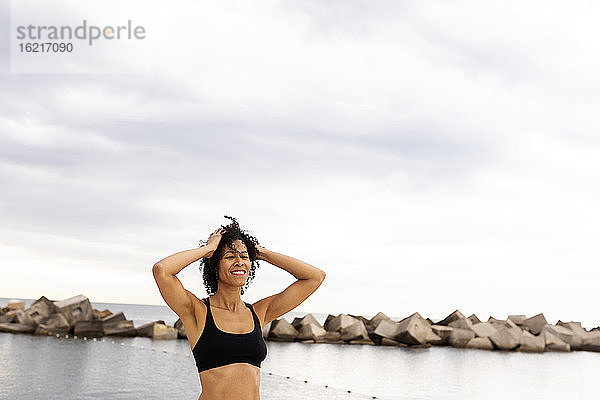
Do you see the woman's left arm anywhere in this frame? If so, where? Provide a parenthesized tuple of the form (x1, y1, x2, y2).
(253, 247, 326, 325)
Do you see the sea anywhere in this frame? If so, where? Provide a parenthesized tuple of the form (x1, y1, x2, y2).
(1, 297, 599, 400)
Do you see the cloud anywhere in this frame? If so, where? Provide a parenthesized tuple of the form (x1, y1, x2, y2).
(1, 0, 600, 325)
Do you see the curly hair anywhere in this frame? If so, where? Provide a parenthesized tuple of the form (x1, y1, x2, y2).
(198, 215, 261, 296)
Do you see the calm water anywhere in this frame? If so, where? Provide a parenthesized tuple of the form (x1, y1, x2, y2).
(2, 298, 600, 399)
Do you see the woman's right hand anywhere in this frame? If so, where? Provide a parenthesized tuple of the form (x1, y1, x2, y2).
(204, 228, 226, 257)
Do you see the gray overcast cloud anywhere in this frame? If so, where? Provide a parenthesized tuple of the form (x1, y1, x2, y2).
(1, 0, 600, 327)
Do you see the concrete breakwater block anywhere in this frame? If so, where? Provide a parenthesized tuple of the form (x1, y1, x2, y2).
(431, 325, 453, 345)
(471, 322, 497, 338)
(0, 322, 36, 334)
(466, 337, 494, 350)
(380, 337, 407, 347)
(54, 295, 95, 327)
(174, 318, 187, 339)
(542, 324, 582, 350)
(373, 319, 400, 341)
(100, 311, 137, 337)
(292, 314, 327, 342)
(517, 331, 545, 353)
(0, 302, 26, 323)
(581, 332, 600, 352)
(16, 296, 58, 326)
(0, 314, 13, 323)
(448, 328, 475, 348)
(93, 308, 112, 319)
(558, 321, 600, 351)
(323, 314, 336, 329)
(467, 314, 481, 324)
(153, 323, 178, 340)
(101, 312, 126, 325)
(136, 321, 177, 339)
(489, 327, 521, 350)
(268, 318, 298, 341)
(557, 321, 589, 338)
(395, 313, 432, 345)
(523, 313, 548, 335)
(74, 320, 104, 337)
(349, 338, 375, 345)
(135, 320, 165, 337)
(323, 314, 375, 343)
(340, 320, 370, 342)
(1, 301, 25, 313)
(324, 314, 357, 332)
(34, 313, 70, 335)
(448, 316, 473, 330)
(292, 314, 321, 330)
(2, 307, 25, 317)
(297, 322, 327, 341)
(425, 330, 443, 345)
(369, 312, 392, 329)
(0, 309, 23, 323)
(324, 331, 344, 344)
(508, 315, 527, 326)
(437, 310, 467, 326)
(488, 317, 519, 330)
(544, 331, 570, 352)
(104, 320, 137, 337)
(349, 314, 372, 329)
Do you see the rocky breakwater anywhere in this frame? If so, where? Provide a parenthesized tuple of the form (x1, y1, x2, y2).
(3, 297, 600, 354)
(263, 309, 600, 353)
(0, 295, 179, 340)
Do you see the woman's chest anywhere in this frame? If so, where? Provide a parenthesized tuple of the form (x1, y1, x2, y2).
(182, 300, 259, 350)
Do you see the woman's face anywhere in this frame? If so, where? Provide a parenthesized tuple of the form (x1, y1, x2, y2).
(217, 239, 250, 286)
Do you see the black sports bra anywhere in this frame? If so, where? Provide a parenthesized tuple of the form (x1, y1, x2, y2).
(192, 297, 268, 373)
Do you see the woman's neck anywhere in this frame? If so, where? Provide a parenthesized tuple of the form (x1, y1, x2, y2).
(211, 286, 243, 311)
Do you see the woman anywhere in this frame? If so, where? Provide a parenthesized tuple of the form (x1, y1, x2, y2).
(152, 216, 326, 400)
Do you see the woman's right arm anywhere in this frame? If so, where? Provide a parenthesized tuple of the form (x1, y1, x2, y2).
(152, 246, 214, 318)
(152, 229, 224, 318)
(152, 244, 217, 318)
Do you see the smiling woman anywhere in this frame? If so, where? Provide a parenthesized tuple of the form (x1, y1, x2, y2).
(152, 216, 326, 400)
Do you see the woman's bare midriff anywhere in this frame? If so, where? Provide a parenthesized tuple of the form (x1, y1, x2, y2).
(198, 363, 261, 400)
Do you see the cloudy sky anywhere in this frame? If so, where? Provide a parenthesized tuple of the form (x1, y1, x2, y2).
(1, 1, 600, 327)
